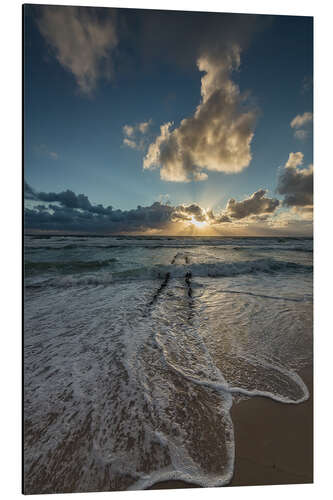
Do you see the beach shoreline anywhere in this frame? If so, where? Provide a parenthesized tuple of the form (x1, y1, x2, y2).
(149, 366, 313, 490)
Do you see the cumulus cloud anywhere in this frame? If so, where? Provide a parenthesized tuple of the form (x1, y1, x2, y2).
(290, 112, 313, 129)
(277, 152, 313, 208)
(285, 152, 304, 169)
(24, 203, 174, 234)
(24, 182, 174, 233)
(172, 203, 208, 222)
(167, 189, 279, 227)
(34, 186, 113, 215)
(215, 213, 232, 224)
(24, 181, 311, 235)
(170, 191, 280, 226)
(36, 6, 117, 94)
(290, 112, 313, 140)
(224, 189, 280, 220)
(24, 182, 312, 235)
(25, 182, 276, 233)
(25, 183, 210, 232)
(123, 120, 152, 150)
(143, 49, 257, 182)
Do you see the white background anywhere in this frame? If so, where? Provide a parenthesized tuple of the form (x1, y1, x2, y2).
(1, 0, 332, 498)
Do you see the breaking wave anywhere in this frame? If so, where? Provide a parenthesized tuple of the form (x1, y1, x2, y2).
(25, 258, 118, 274)
(26, 258, 312, 289)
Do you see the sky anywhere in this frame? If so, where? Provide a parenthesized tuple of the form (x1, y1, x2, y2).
(24, 5, 313, 236)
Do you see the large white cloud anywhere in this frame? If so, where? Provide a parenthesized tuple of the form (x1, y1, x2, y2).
(37, 6, 117, 94)
(143, 47, 257, 182)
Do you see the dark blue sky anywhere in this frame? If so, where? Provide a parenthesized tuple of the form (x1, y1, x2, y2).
(24, 5, 313, 235)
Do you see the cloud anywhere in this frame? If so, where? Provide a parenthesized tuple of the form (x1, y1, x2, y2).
(294, 130, 308, 140)
(123, 125, 134, 137)
(35, 187, 113, 215)
(36, 6, 117, 94)
(171, 191, 280, 226)
(143, 48, 257, 182)
(133, 11, 265, 183)
(123, 120, 152, 150)
(25, 201, 174, 234)
(24, 182, 175, 233)
(290, 112, 313, 129)
(172, 203, 208, 222)
(285, 152, 304, 168)
(166, 190, 279, 226)
(215, 213, 232, 224)
(290, 112, 313, 141)
(123, 138, 137, 149)
(224, 189, 280, 220)
(138, 121, 151, 134)
(277, 153, 313, 208)
(24, 182, 309, 235)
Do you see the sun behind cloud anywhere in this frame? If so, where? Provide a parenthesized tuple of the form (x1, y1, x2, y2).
(190, 215, 207, 229)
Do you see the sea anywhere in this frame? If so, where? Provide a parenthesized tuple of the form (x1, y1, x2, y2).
(24, 235, 313, 493)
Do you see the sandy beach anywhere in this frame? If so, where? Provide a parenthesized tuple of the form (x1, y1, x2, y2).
(150, 366, 313, 490)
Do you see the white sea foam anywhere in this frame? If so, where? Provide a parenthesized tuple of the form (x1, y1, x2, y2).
(24, 236, 313, 492)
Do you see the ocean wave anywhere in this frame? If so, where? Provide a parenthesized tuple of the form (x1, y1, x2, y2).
(232, 245, 312, 253)
(25, 235, 313, 251)
(25, 258, 118, 274)
(26, 244, 81, 251)
(28, 243, 313, 253)
(25, 258, 312, 289)
(122, 259, 313, 280)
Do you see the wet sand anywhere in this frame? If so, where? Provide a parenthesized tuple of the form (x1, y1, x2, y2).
(149, 366, 313, 490)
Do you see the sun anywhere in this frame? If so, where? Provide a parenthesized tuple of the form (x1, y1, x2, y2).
(190, 215, 207, 228)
